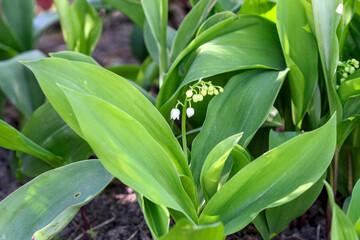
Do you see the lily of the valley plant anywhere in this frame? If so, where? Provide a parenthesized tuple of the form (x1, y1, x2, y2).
(0, 0, 359, 239)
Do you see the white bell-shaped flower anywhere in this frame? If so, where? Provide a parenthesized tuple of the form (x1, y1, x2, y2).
(170, 109, 180, 120)
(186, 108, 195, 118)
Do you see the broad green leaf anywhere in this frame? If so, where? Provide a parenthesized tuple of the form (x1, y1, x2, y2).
(108, 65, 140, 81)
(157, 15, 285, 117)
(170, 0, 217, 64)
(268, 130, 300, 150)
(33, 11, 59, 39)
(141, 0, 168, 83)
(61, 88, 197, 222)
(312, 0, 343, 120)
(343, 95, 360, 118)
(276, 0, 318, 128)
(200, 133, 243, 202)
(199, 116, 336, 235)
(18, 102, 92, 177)
(255, 176, 325, 240)
(3, 0, 34, 50)
(131, 24, 148, 62)
(348, 179, 360, 224)
(196, 11, 237, 37)
(191, 70, 288, 193)
(0, 160, 113, 240)
(102, 0, 145, 28)
(324, 181, 360, 240)
(338, 77, 360, 102)
(159, 219, 224, 240)
(307, 83, 322, 129)
(24, 58, 191, 179)
(0, 14, 23, 53)
(0, 119, 63, 167)
(337, 117, 360, 147)
(215, 0, 244, 12)
(141, 0, 164, 43)
(259, 130, 325, 238)
(144, 23, 176, 67)
(0, 50, 45, 118)
(227, 145, 251, 180)
(50, 51, 100, 65)
(240, 0, 276, 23)
(49, 51, 155, 105)
(54, 0, 102, 55)
(136, 57, 158, 90)
(136, 192, 170, 239)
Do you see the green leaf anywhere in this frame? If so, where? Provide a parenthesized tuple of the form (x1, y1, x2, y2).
(141, 0, 168, 84)
(18, 102, 92, 177)
(191, 70, 288, 194)
(3, 0, 34, 50)
(337, 117, 360, 147)
(343, 95, 360, 118)
(170, 0, 217, 64)
(50, 51, 156, 105)
(144, 23, 175, 69)
(276, 0, 318, 127)
(324, 181, 360, 240)
(61, 88, 197, 222)
(159, 219, 224, 240)
(102, 0, 145, 28)
(131, 24, 148, 61)
(0, 160, 113, 240)
(196, 12, 236, 37)
(50, 51, 100, 65)
(215, 0, 243, 12)
(157, 15, 286, 117)
(338, 78, 360, 102)
(240, 0, 277, 23)
(199, 116, 336, 235)
(312, 0, 343, 120)
(136, 192, 170, 239)
(260, 131, 326, 238)
(347, 179, 360, 224)
(227, 145, 251, 180)
(0, 118, 64, 168)
(268, 130, 300, 150)
(24, 58, 190, 179)
(0, 13, 23, 53)
(0, 50, 45, 119)
(200, 133, 243, 202)
(54, 0, 102, 55)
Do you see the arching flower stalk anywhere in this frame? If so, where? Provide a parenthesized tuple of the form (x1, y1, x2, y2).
(170, 78, 224, 160)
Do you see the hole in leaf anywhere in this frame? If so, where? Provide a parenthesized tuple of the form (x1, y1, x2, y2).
(74, 192, 81, 198)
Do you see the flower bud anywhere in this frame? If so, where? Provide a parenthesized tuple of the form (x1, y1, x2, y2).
(186, 90, 193, 98)
(208, 90, 214, 96)
(201, 90, 207, 96)
(214, 89, 219, 95)
(186, 108, 195, 118)
(208, 85, 214, 92)
(202, 85, 208, 91)
(192, 95, 198, 102)
(219, 87, 224, 93)
(350, 67, 355, 74)
(197, 94, 203, 101)
(343, 72, 348, 78)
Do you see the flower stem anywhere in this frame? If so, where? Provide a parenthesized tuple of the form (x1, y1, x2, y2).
(182, 100, 188, 162)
